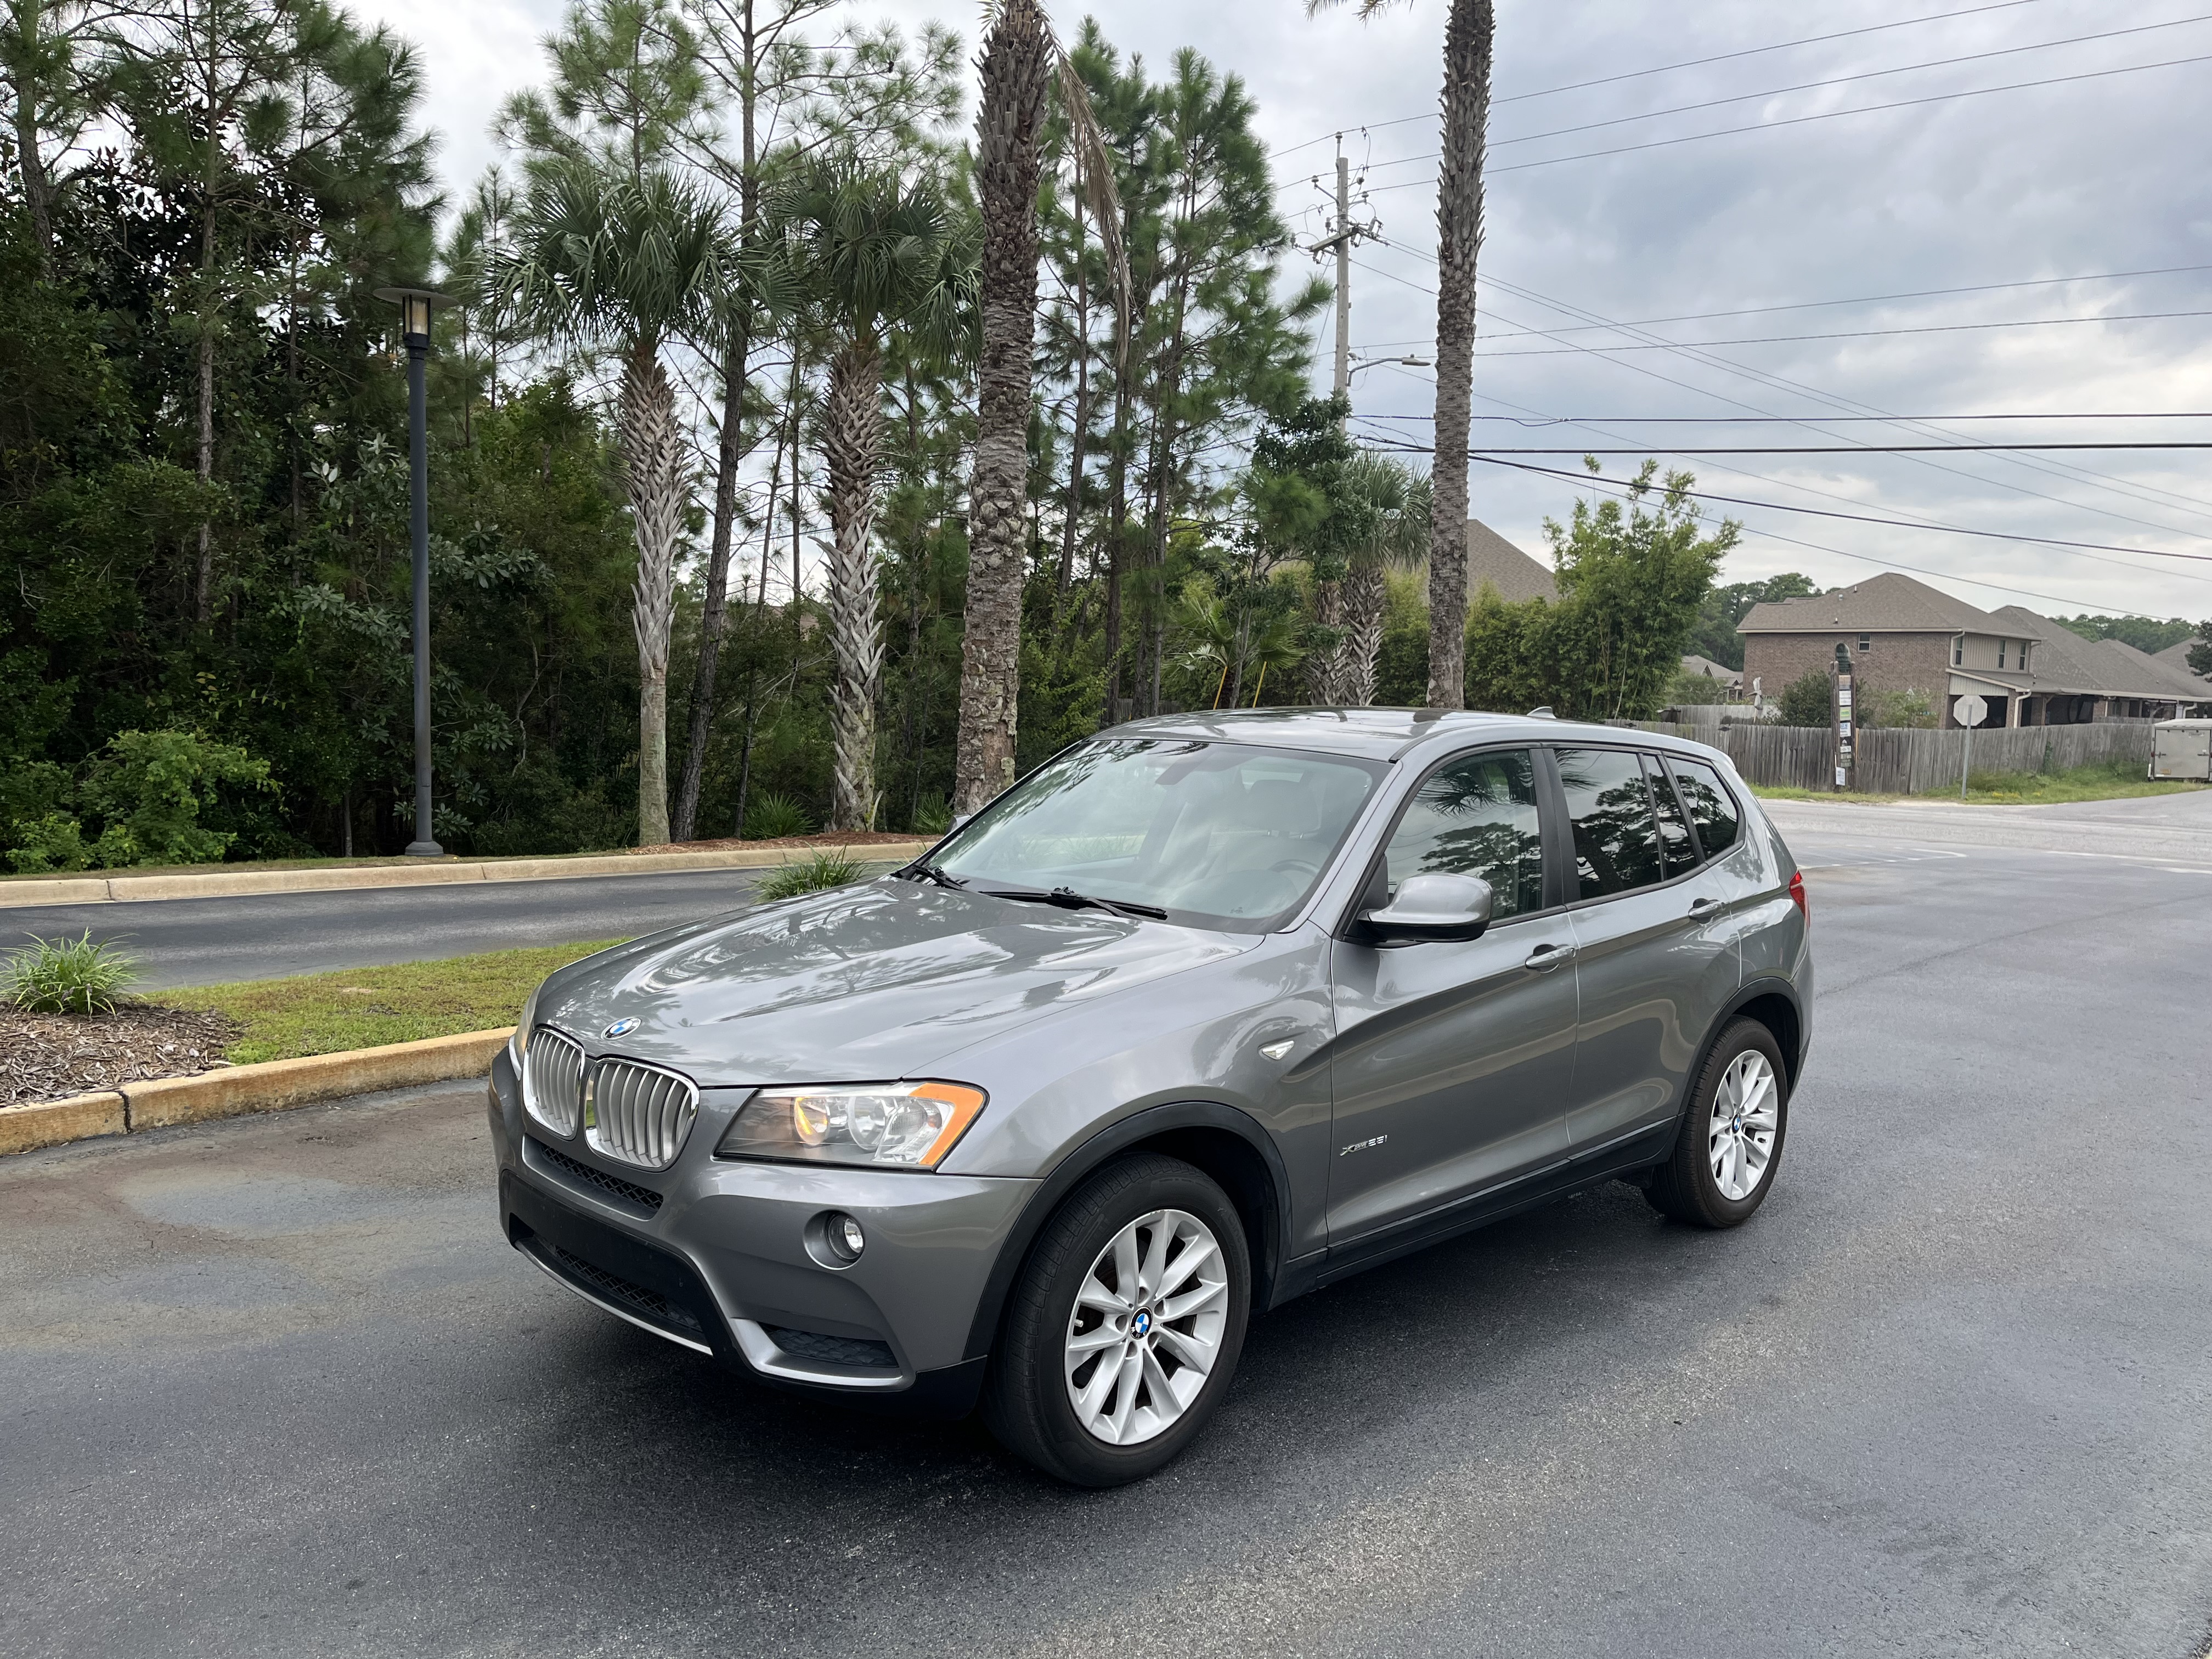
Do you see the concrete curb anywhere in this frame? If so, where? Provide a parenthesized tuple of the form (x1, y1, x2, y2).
(0, 841, 933, 911)
(0, 1026, 514, 1157)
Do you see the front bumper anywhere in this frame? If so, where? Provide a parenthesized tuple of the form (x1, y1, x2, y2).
(488, 1049, 1037, 1416)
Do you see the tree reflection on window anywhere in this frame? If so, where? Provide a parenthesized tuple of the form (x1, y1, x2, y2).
(1383, 749, 1543, 918)
(1555, 748, 1663, 898)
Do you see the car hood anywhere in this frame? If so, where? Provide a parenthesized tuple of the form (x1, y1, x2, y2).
(538, 878, 1255, 1086)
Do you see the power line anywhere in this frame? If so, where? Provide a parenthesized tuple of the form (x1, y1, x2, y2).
(1355, 51, 2212, 187)
(1462, 443, 2212, 454)
(1489, 13, 2212, 150)
(1445, 412, 2212, 422)
(1496, 0, 2061, 105)
(1357, 435, 2212, 562)
(1367, 239, 2212, 530)
(1356, 437, 2175, 613)
(1267, 0, 2068, 163)
(1474, 309, 2212, 356)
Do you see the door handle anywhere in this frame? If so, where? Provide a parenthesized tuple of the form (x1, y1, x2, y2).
(1688, 897, 1724, 915)
(1523, 943, 1576, 972)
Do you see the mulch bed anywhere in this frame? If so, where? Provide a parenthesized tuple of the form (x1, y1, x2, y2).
(625, 830, 932, 855)
(1, 1004, 241, 1106)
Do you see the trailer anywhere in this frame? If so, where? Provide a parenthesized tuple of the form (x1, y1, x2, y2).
(2150, 718, 2212, 781)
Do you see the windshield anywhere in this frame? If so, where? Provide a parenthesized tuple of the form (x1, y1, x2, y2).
(927, 738, 1385, 930)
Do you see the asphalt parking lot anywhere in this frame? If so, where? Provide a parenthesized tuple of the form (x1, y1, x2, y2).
(3, 800, 2208, 1658)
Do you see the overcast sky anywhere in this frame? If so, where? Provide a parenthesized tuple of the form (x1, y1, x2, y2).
(356, 0, 2212, 623)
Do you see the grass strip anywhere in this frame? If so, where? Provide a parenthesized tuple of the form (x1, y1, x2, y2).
(162, 939, 630, 1065)
(1753, 759, 2207, 807)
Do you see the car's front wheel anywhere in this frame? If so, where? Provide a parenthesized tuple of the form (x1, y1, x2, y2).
(984, 1154, 1250, 1486)
(1645, 1018, 1790, 1227)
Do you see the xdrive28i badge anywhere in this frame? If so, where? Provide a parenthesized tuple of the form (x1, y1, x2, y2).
(602, 1018, 639, 1039)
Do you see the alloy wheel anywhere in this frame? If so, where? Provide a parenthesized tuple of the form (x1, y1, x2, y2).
(1707, 1049, 1780, 1201)
(1062, 1207, 1229, 1446)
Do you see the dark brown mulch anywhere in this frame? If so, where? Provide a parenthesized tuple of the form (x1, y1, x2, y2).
(625, 830, 932, 855)
(1, 1004, 242, 1106)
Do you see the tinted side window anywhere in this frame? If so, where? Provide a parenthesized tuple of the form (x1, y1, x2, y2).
(1383, 748, 1544, 919)
(1670, 758, 1742, 860)
(1645, 754, 1698, 875)
(1555, 747, 1663, 899)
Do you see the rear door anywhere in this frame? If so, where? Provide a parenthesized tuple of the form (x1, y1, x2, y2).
(1551, 746, 1742, 1153)
(1327, 746, 1581, 1246)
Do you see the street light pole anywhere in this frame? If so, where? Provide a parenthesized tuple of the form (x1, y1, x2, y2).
(374, 286, 452, 857)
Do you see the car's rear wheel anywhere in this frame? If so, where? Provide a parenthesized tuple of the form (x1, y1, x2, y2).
(983, 1154, 1250, 1486)
(1646, 1018, 1789, 1228)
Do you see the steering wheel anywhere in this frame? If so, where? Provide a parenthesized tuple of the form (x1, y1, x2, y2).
(1269, 858, 1321, 878)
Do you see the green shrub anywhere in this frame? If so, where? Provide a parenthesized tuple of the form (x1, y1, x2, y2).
(4, 930, 139, 1014)
(7, 812, 91, 873)
(911, 791, 953, 836)
(743, 790, 811, 840)
(82, 730, 275, 867)
(1860, 687, 1937, 730)
(754, 848, 864, 901)
(1776, 670, 1833, 728)
(1667, 668, 1731, 706)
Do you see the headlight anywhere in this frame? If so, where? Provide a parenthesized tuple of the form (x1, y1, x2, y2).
(510, 981, 543, 1069)
(715, 1081, 988, 1170)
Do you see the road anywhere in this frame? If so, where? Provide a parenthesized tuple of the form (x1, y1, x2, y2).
(2, 867, 789, 989)
(3, 799, 2210, 1657)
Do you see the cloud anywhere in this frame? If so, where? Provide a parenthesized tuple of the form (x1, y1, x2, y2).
(349, 0, 2212, 619)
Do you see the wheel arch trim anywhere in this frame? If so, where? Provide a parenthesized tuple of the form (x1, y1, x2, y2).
(960, 1099, 1293, 1363)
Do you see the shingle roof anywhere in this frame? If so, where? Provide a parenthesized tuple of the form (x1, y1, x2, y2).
(1465, 518, 1559, 603)
(1737, 571, 1993, 633)
(2152, 638, 2206, 679)
(2107, 637, 2212, 699)
(1987, 607, 2207, 700)
(1680, 654, 1741, 682)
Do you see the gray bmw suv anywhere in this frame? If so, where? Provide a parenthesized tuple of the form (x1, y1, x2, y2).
(488, 709, 1811, 1485)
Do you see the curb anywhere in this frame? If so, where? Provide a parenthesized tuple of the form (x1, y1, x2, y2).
(0, 1027, 514, 1157)
(0, 841, 933, 911)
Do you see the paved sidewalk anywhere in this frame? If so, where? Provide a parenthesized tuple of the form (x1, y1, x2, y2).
(1763, 789, 2212, 866)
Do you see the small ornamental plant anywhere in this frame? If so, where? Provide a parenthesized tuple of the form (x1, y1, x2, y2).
(754, 849, 864, 902)
(4, 932, 141, 1015)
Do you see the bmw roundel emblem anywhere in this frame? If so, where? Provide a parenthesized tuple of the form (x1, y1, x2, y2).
(1133, 1310, 1152, 1337)
(602, 1017, 639, 1039)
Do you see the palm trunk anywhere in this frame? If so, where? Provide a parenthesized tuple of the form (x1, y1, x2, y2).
(954, 0, 1052, 815)
(1055, 191, 1090, 605)
(1306, 578, 1345, 705)
(618, 341, 690, 848)
(1341, 561, 1386, 707)
(1424, 0, 1492, 710)
(824, 337, 885, 831)
(671, 331, 751, 842)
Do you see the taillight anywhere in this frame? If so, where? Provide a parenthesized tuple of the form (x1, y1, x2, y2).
(1788, 868, 1808, 926)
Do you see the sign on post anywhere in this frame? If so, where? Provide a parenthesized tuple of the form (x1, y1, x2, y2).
(1953, 693, 1988, 797)
(1832, 644, 1855, 793)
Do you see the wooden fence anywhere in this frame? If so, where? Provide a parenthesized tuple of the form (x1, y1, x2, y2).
(1616, 720, 2156, 794)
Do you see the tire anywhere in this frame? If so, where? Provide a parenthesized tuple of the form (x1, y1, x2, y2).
(1646, 1018, 1790, 1228)
(983, 1154, 1251, 1487)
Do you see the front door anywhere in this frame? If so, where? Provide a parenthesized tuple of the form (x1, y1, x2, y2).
(1327, 747, 1580, 1248)
(1553, 747, 1742, 1152)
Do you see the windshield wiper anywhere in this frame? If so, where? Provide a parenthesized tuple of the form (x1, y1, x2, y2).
(981, 885, 1166, 921)
(901, 862, 967, 890)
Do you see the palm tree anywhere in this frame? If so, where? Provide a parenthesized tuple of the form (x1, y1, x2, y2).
(1308, 0, 1491, 708)
(952, 0, 1126, 815)
(770, 160, 974, 831)
(1339, 457, 1430, 706)
(498, 160, 728, 847)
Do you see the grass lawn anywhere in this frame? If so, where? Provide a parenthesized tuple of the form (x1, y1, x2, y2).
(1753, 759, 2208, 807)
(162, 939, 630, 1065)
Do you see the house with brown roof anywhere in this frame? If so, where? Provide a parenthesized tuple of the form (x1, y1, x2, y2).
(1736, 572, 2211, 728)
(1466, 518, 1560, 603)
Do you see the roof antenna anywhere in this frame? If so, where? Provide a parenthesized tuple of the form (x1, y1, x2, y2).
(1527, 705, 1556, 719)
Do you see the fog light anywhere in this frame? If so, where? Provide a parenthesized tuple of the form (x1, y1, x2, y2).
(826, 1211, 864, 1263)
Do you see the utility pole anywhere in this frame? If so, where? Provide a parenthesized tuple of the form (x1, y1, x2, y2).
(1333, 146, 1351, 404)
(1309, 137, 1374, 430)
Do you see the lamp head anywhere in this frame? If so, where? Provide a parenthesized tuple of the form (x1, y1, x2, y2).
(373, 286, 454, 346)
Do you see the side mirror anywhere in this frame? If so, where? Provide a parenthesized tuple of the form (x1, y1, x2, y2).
(1358, 871, 1494, 943)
